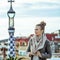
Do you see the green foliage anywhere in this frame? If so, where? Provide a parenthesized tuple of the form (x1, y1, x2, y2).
(6, 57, 17, 60)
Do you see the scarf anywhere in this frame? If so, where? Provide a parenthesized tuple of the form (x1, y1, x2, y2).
(29, 34, 47, 53)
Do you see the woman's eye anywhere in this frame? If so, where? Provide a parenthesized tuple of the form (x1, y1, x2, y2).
(35, 29, 38, 30)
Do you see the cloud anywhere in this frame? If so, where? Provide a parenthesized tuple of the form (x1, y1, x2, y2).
(0, 0, 60, 40)
(0, 16, 60, 39)
(0, 0, 60, 6)
(15, 0, 60, 3)
(10, 17, 60, 37)
(0, 0, 60, 18)
(11, 1, 60, 17)
(14, 5, 60, 17)
(30, 2, 60, 9)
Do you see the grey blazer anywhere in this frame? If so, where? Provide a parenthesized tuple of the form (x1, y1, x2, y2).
(27, 40, 52, 60)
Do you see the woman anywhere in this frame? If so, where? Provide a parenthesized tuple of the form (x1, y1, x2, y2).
(27, 21, 52, 60)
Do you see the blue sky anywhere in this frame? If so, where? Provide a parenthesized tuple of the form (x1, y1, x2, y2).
(0, 0, 60, 39)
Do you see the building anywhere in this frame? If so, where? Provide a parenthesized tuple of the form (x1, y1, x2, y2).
(15, 37, 29, 59)
(0, 39, 8, 60)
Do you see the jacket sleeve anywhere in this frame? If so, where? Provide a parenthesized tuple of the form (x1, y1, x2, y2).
(27, 42, 31, 52)
(26, 39, 31, 52)
(41, 40, 52, 59)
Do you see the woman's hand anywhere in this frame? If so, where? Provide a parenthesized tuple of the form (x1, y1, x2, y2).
(29, 52, 34, 57)
(35, 51, 42, 57)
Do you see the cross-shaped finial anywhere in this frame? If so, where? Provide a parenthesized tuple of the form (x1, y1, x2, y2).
(8, 0, 15, 8)
(8, 0, 14, 5)
(8, 0, 14, 2)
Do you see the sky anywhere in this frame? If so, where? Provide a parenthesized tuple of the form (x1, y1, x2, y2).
(0, 0, 60, 40)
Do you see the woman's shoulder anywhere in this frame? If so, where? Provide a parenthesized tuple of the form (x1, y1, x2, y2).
(44, 34, 50, 44)
(29, 35, 35, 42)
(30, 35, 35, 40)
(46, 39, 50, 42)
(45, 39, 50, 45)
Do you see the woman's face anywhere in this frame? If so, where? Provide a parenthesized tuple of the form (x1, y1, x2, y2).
(35, 26, 43, 36)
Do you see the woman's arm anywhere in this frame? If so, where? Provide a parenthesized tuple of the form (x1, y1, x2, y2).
(41, 40, 52, 59)
(27, 39, 31, 52)
(26, 39, 34, 57)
